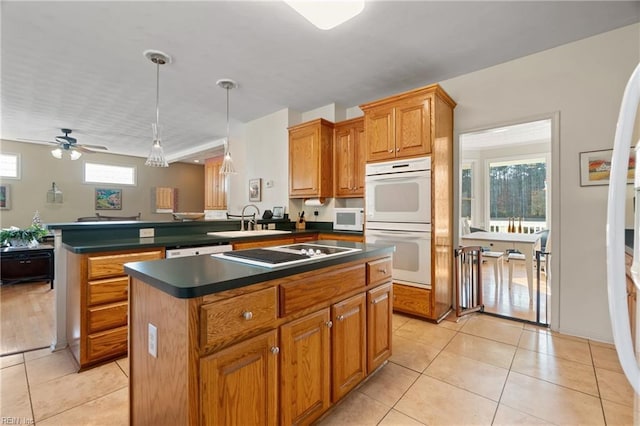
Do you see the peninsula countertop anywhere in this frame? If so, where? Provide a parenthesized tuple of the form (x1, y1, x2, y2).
(124, 240, 393, 299)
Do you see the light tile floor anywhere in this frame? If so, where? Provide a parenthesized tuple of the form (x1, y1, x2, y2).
(1, 313, 636, 425)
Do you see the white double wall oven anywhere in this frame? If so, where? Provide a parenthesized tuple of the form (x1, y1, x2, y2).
(365, 156, 432, 289)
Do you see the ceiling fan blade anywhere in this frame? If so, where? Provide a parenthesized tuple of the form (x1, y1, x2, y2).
(74, 146, 98, 154)
(56, 136, 77, 144)
(16, 138, 59, 145)
(78, 143, 108, 150)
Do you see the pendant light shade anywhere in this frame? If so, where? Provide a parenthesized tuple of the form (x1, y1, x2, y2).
(144, 50, 171, 168)
(217, 79, 238, 175)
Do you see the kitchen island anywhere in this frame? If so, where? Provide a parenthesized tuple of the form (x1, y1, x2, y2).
(124, 240, 393, 426)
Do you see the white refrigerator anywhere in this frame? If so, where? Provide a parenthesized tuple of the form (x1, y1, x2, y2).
(607, 62, 640, 396)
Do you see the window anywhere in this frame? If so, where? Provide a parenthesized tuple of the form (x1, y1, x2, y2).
(0, 153, 20, 179)
(488, 157, 546, 225)
(84, 162, 136, 185)
(461, 162, 473, 222)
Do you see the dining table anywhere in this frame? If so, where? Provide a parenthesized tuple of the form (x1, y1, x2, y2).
(460, 231, 542, 295)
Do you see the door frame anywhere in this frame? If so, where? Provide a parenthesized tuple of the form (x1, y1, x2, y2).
(454, 111, 560, 330)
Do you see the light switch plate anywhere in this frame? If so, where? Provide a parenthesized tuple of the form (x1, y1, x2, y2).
(139, 228, 155, 238)
(148, 323, 158, 358)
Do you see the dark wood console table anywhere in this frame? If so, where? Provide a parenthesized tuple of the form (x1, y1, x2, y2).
(1, 245, 54, 288)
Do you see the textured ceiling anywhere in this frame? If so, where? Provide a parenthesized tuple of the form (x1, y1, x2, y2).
(1, 1, 638, 163)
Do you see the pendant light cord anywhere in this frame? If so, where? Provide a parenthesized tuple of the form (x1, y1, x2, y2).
(225, 86, 230, 154)
(155, 61, 160, 136)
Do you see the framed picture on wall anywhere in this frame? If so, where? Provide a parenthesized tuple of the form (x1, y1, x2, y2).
(0, 184, 10, 210)
(249, 178, 261, 202)
(579, 148, 635, 186)
(95, 188, 122, 210)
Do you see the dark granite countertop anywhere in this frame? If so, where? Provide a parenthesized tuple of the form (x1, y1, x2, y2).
(124, 240, 393, 299)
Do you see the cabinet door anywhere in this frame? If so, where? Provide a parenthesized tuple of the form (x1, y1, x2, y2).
(353, 124, 366, 196)
(280, 309, 331, 425)
(289, 126, 320, 197)
(331, 293, 366, 401)
(395, 96, 431, 158)
(200, 329, 278, 426)
(334, 125, 354, 197)
(204, 157, 227, 210)
(367, 283, 392, 373)
(365, 107, 395, 162)
(155, 187, 175, 211)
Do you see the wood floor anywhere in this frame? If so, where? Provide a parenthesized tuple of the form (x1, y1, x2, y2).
(0, 281, 55, 355)
(480, 261, 549, 324)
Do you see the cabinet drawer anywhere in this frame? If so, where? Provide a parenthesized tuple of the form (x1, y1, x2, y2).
(201, 287, 278, 351)
(280, 264, 365, 316)
(393, 284, 431, 317)
(87, 276, 128, 306)
(367, 257, 392, 285)
(87, 326, 128, 362)
(87, 250, 163, 280)
(87, 301, 128, 333)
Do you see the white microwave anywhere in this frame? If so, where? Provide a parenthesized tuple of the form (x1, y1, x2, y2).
(333, 208, 364, 231)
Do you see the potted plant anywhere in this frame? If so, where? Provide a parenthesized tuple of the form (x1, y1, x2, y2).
(1, 224, 48, 247)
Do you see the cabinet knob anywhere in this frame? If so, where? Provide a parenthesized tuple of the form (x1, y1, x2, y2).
(396, 148, 400, 152)
(325, 320, 333, 328)
(388, 149, 393, 153)
(337, 315, 345, 321)
(242, 311, 253, 320)
(270, 346, 280, 355)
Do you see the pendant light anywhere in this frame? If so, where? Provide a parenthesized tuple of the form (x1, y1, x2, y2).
(217, 79, 238, 175)
(144, 50, 172, 167)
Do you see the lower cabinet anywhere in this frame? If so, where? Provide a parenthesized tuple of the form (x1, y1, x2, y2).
(280, 309, 331, 425)
(129, 255, 392, 425)
(200, 330, 279, 426)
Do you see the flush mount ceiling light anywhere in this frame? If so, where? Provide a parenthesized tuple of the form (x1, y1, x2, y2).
(284, 0, 365, 30)
(144, 49, 172, 167)
(217, 78, 238, 175)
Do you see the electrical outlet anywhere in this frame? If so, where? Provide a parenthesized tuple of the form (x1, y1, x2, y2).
(148, 323, 158, 358)
(314, 211, 319, 217)
(139, 228, 155, 238)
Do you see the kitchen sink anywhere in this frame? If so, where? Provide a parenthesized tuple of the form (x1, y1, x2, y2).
(207, 229, 291, 238)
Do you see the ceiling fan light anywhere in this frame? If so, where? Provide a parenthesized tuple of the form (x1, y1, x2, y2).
(145, 139, 169, 167)
(285, 0, 365, 30)
(70, 150, 82, 160)
(51, 148, 62, 159)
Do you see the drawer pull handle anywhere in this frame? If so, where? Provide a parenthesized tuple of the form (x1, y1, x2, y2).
(325, 320, 333, 328)
(270, 346, 280, 355)
(337, 315, 345, 321)
(379, 268, 387, 274)
(242, 311, 253, 320)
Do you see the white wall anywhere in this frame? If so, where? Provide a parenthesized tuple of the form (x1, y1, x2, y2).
(442, 23, 640, 341)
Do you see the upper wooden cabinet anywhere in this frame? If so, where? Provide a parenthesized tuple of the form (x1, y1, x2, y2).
(204, 156, 227, 210)
(360, 84, 456, 163)
(334, 117, 365, 198)
(288, 118, 334, 198)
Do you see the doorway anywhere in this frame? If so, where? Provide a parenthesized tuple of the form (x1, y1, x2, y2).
(459, 118, 553, 325)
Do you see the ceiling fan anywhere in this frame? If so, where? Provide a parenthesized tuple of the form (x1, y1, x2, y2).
(19, 128, 108, 159)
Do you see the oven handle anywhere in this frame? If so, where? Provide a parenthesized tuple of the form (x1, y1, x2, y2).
(367, 231, 431, 238)
(365, 172, 430, 183)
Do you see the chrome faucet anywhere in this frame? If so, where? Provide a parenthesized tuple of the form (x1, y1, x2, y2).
(241, 204, 260, 231)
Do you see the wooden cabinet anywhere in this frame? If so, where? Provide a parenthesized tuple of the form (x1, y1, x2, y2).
(626, 253, 636, 347)
(280, 309, 331, 425)
(334, 117, 365, 197)
(288, 119, 334, 198)
(154, 187, 177, 212)
(367, 283, 392, 373)
(200, 330, 279, 426)
(67, 247, 164, 369)
(361, 91, 437, 162)
(318, 233, 364, 243)
(129, 255, 392, 425)
(331, 293, 366, 401)
(362, 83, 456, 322)
(204, 156, 227, 210)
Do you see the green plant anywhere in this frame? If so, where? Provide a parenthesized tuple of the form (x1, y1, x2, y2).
(1, 224, 48, 245)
